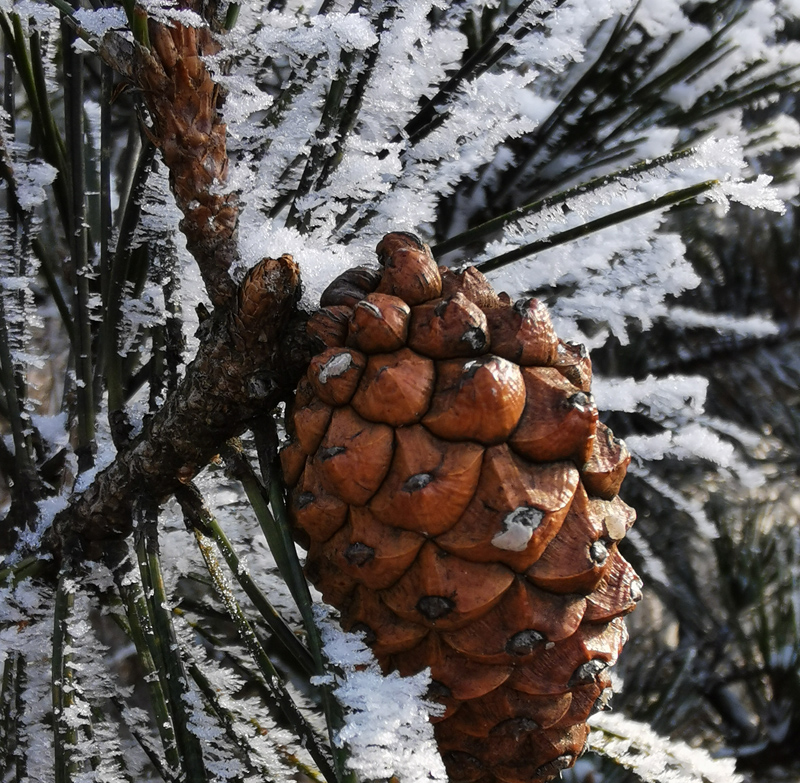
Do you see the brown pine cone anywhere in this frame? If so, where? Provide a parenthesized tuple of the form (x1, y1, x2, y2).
(282, 232, 641, 783)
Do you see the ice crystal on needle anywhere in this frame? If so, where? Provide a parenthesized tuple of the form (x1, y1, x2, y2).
(73, 6, 127, 37)
(589, 712, 745, 783)
(316, 608, 447, 783)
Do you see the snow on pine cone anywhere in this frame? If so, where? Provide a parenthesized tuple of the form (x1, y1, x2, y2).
(280, 232, 642, 783)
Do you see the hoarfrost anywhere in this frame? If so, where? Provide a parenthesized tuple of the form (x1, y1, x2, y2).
(5, 494, 69, 559)
(592, 375, 708, 420)
(712, 175, 785, 213)
(629, 465, 717, 540)
(71, 36, 95, 54)
(635, 0, 696, 37)
(747, 113, 800, 156)
(131, 161, 184, 245)
(0, 579, 56, 780)
(514, 0, 636, 72)
(119, 283, 167, 357)
(701, 417, 765, 452)
(172, 585, 307, 781)
(30, 412, 69, 454)
(624, 528, 672, 591)
(316, 608, 447, 783)
(73, 7, 128, 37)
(8, 0, 59, 29)
(666, 307, 780, 337)
(11, 159, 58, 211)
(625, 422, 765, 491)
(138, 0, 203, 27)
(589, 712, 744, 783)
(210, 73, 273, 127)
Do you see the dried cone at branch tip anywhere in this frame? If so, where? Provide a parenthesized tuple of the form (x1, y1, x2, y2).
(281, 232, 641, 783)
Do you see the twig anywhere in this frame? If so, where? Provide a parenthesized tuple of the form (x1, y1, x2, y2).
(45, 255, 303, 564)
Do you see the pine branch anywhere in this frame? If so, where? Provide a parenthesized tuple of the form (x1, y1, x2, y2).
(221, 441, 350, 779)
(286, 0, 367, 232)
(109, 546, 184, 778)
(63, 18, 95, 463)
(44, 255, 305, 564)
(8, 7, 317, 567)
(103, 141, 156, 422)
(52, 574, 79, 783)
(314, 3, 398, 196)
(176, 482, 317, 676)
(431, 147, 698, 256)
(184, 661, 280, 781)
(136, 508, 209, 781)
(396, 0, 555, 148)
(193, 525, 338, 782)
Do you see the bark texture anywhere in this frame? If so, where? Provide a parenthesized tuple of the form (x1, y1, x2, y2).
(38, 11, 281, 563)
(48, 256, 302, 562)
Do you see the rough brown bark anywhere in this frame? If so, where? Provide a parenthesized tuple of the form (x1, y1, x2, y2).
(36, 11, 310, 565)
(46, 256, 303, 562)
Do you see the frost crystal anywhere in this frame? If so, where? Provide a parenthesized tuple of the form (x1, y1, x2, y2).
(316, 608, 447, 783)
(589, 712, 745, 783)
(138, 0, 204, 27)
(73, 7, 128, 37)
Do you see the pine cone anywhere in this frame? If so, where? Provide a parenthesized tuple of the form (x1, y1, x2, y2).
(281, 232, 641, 783)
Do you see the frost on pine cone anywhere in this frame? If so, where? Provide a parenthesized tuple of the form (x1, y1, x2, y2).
(281, 233, 642, 783)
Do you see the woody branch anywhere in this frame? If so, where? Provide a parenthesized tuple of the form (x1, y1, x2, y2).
(43, 9, 307, 563)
